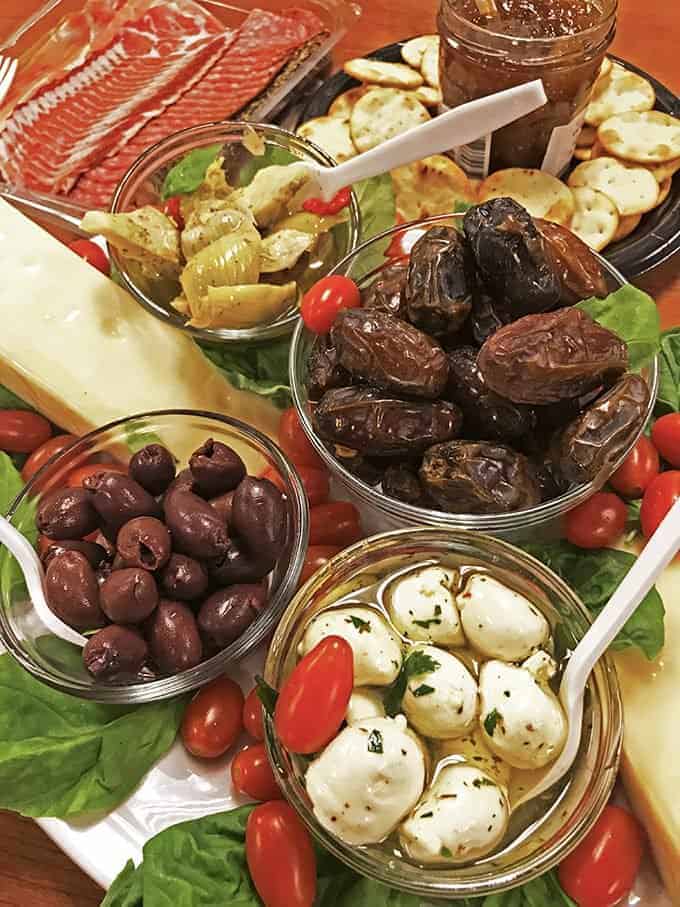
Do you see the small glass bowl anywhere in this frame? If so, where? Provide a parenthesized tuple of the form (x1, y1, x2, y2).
(264, 527, 622, 900)
(289, 214, 659, 543)
(0, 410, 309, 704)
(110, 121, 362, 343)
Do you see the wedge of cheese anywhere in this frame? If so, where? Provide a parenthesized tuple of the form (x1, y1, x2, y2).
(614, 562, 680, 903)
(0, 200, 278, 470)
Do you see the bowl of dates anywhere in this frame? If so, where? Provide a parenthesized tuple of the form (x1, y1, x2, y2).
(289, 199, 658, 540)
(0, 410, 308, 703)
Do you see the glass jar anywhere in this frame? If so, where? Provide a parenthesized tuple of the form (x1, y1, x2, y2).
(438, 0, 618, 176)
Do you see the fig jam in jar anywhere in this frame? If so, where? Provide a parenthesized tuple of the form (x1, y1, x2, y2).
(438, 0, 617, 176)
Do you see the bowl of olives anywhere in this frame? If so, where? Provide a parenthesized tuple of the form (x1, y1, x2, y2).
(0, 410, 308, 703)
(289, 199, 659, 541)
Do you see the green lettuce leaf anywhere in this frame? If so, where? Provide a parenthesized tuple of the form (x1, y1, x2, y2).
(576, 284, 660, 372)
(161, 145, 223, 199)
(522, 541, 664, 659)
(351, 173, 397, 276)
(199, 337, 292, 409)
(0, 453, 37, 604)
(655, 326, 680, 415)
(101, 861, 143, 907)
(236, 145, 297, 186)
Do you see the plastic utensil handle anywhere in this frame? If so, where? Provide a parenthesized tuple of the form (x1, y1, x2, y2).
(0, 515, 87, 647)
(317, 79, 547, 199)
(0, 183, 91, 234)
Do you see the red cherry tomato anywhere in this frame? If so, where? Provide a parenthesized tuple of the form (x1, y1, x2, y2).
(243, 687, 265, 741)
(246, 801, 316, 907)
(21, 434, 77, 482)
(564, 492, 627, 549)
(309, 501, 362, 547)
(231, 743, 280, 801)
(278, 408, 324, 468)
(608, 435, 660, 498)
(66, 462, 129, 487)
(641, 470, 680, 538)
(0, 411, 52, 454)
(68, 239, 110, 275)
(558, 805, 645, 907)
(181, 676, 244, 759)
(651, 413, 680, 468)
(302, 186, 351, 216)
(262, 465, 329, 506)
(274, 636, 353, 754)
(163, 195, 185, 230)
(385, 226, 427, 260)
(300, 275, 360, 334)
(300, 545, 341, 585)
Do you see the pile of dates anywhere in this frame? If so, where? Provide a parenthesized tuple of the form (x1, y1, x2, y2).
(36, 439, 287, 681)
(307, 198, 651, 515)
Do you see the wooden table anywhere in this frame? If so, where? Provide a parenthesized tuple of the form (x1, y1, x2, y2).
(0, 1, 678, 904)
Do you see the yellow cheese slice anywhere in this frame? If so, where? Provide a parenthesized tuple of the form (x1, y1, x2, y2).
(0, 200, 279, 470)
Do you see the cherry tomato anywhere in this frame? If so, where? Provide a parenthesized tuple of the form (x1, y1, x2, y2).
(243, 687, 265, 741)
(68, 239, 110, 276)
(262, 465, 329, 507)
(66, 461, 128, 487)
(640, 470, 680, 538)
(302, 186, 351, 216)
(385, 226, 427, 260)
(608, 435, 660, 498)
(274, 636, 353, 754)
(300, 275, 360, 334)
(246, 801, 316, 907)
(181, 676, 244, 759)
(278, 408, 324, 468)
(231, 743, 280, 801)
(300, 545, 341, 585)
(163, 195, 185, 230)
(309, 501, 362, 547)
(564, 492, 627, 549)
(21, 434, 77, 482)
(558, 805, 644, 907)
(651, 413, 680, 468)
(0, 411, 52, 454)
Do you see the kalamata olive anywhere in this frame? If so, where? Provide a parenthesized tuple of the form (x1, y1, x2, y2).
(189, 439, 246, 497)
(129, 443, 176, 495)
(45, 551, 106, 630)
(147, 600, 203, 674)
(84, 473, 161, 534)
(83, 625, 148, 680)
(92, 531, 116, 560)
(116, 516, 171, 570)
(230, 477, 286, 570)
(197, 584, 267, 648)
(37, 488, 100, 540)
(163, 488, 230, 559)
(165, 468, 196, 496)
(41, 540, 108, 570)
(209, 491, 235, 526)
(207, 544, 272, 586)
(100, 567, 159, 623)
(159, 553, 209, 601)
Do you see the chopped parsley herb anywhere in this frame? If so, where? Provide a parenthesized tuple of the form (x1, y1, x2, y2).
(420, 811, 434, 818)
(384, 650, 440, 716)
(413, 617, 442, 629)
(472, 776, 495, 788)
(255, 675, 278, 716)
(440, 846, 453, 858)
(367, 729, 384, 754)
(412, 683, 436, 697)
(345, 615, 371, 633)
(434, 605, 442, 616)
(484, 708, 502, 736)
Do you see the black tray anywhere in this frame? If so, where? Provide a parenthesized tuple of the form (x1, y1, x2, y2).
(300, 42, 680, 280)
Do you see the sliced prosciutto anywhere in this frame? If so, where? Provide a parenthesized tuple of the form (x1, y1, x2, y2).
(70, 8, 325, 209)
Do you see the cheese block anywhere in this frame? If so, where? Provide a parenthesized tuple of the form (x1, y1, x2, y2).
(614, 562, 680, 902)
(0, 200, 279, 470)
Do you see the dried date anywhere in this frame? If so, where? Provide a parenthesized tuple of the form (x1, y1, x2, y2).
(382, 465, 430, 507)
(361, 260, 409, 318)
(405, 226, 472, 337)
(534, 218, 608, 305)
(307, 334, 350, 401)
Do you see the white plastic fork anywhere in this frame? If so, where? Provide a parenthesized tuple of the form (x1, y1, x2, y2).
(0, 55, 18, 105)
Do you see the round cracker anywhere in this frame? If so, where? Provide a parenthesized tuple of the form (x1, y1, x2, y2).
(350, 88, 430, 153)
(655, 177, 672, 209)
(297, 116, 357, 163)
(392, 154, 476, 220)
(328, 86, 369, 120)
(569, 187, 619, 252)
(413, 84, 443, 107)
(343, 58, 423, 89)
(611, 212, 642, 243)
(567, 156, 660, 216)
(401, 35, 438, 69)
(576, 125, 597, 147)
(597, 110, 680, 163)
(585, 70, 655, 126)
(638, 156, 680, 183)
(574, 145, 596, 162)
(421, 42, 441, 89)
(478, 167, 575, 225)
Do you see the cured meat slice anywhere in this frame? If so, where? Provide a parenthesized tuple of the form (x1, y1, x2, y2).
(70, 8, 325, 209)
(0, 1, 232, 194)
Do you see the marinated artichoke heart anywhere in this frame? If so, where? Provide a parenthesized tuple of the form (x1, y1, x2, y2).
(180, 157, 233, 221)
(180, 229, 262, 307)
(259, 229, 316, 273)
(181, 206, 254, 259)
(81, 207, 180, 268)
(230, 162, 312, 228)
(186, 282, 297, 329)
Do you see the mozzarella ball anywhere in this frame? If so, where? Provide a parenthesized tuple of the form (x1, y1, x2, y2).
(478, 656, 567, 770)
(402, 645, 478, 739)
(346, 687, 386, 725)
(299, 606, 402, 686)
(435, 727, 511, 789)
(305, 716, 426, 845)
(458, 573, 550, 662)
(385, 566, 465, 646)
(400, 764, 509, 864)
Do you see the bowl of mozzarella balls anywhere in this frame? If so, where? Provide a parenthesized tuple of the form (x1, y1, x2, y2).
(264, 527, 622, 899)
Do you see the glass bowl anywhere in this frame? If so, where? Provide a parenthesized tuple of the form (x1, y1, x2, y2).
(264, 527, 622, 900)
(0, 410, 309, 704)
(289, 214, 659, 542)
(110, 121, 362, 343)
